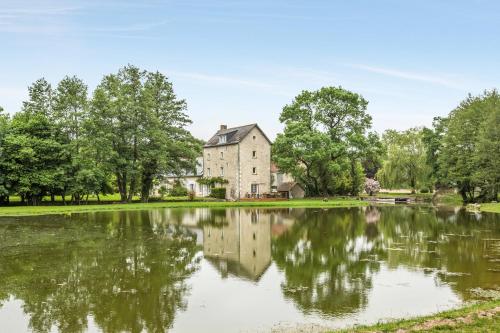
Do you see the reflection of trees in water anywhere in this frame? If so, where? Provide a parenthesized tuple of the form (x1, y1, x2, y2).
(271, 206, 500, 316)
(272, 208, 384, 315)
(0, 211, 201, 332)
(375, 206, 500, 296)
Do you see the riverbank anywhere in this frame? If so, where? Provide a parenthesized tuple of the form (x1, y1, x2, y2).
(0, 198, 368, 217)
(334, 300, 500, 333)
(481, 203, 500, 214)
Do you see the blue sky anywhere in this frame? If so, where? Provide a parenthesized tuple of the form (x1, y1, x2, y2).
(1, 0, 499, 140)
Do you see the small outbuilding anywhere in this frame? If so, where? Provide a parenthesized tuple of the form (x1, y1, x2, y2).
(277, 182, 305, 199)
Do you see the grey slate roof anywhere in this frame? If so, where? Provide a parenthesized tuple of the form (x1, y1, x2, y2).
(204, 123, 271, 147)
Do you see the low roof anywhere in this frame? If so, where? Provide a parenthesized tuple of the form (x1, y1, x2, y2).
(277, 182, 303, 192)
(204, 123, 271, 147)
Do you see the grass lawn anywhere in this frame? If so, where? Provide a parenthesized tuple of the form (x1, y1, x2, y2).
(0, 198, 368, 217)
(334, 300, 500, 333)
(481, 203, 500, 214)
(360, 192, 434, 201)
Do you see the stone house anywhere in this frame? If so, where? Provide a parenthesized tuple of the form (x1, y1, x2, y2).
(203, 124, 272, 200)
(153, 157, 209, 197)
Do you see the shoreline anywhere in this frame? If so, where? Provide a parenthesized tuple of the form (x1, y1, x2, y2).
(0, 198, 368, 217)
(333, 300, 500, 333)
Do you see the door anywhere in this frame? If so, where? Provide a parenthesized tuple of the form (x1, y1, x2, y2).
(251, 184, 259, 197)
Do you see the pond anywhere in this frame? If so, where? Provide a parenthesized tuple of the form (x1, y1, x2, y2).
(0, 206, 499, 332)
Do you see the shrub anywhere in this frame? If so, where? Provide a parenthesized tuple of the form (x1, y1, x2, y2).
(209, 187, 226, 199)
(169, 181, 188, 196)
(188, 191, 195, 201)
(364, 178, 380, 196)
(420, 188, 430, 194)
(158, 185, 168, 199)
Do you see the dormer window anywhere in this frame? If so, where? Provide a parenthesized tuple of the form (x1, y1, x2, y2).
(219, 135, 227, 144)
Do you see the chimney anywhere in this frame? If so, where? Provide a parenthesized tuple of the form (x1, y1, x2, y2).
(220, 124, 227, 130)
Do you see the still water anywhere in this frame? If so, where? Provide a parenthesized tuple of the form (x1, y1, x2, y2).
(0, 206, 499, 332)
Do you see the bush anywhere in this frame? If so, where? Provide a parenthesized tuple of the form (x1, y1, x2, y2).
(158, 185, 168, 199)
(364, 178, 380, 196)
(188, 191, 195, 201)
(420, 188, 430, 194)
(209, 187, 226, 199)
(169, 181, 188, 196)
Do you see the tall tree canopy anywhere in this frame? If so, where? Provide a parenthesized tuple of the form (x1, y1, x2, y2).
(376, 128, 430, 193)
(437, 90, 500, 202)
(90, 65, 201, 202)
(0, 66, 201, 205)
(1, 79, 64, 205)
(272, 86, 373, 196)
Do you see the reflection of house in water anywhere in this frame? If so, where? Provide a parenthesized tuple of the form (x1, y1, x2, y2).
(203, 209, 272, 281)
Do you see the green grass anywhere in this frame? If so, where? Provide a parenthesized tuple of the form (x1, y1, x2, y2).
(0, 198, 368, 217)
(360, 192, 434, 200)
(334, 300, 500, 332)
(7, 194, 188, 203)
(481, 203, 500, 214)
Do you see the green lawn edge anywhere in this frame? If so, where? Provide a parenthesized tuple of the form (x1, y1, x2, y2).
(481, 203, 500, 214)
(0, 198, 368, 217)
(333, 300, 500, 333)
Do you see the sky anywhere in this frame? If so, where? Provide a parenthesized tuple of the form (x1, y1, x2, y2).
(1, 0, 499, 140)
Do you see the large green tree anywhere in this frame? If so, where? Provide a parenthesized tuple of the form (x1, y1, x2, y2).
(1, 79, 65, 205)
(273, 87, 373, 196)
(438, 90, 499, 202)
(377, 128, 430, 193)
(0, 106, 10, 204)
(90, 65, 201, 202)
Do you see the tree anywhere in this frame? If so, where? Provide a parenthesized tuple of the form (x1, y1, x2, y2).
(421, 117, 448, 189)
(0, 106, 10, 204)
(377, 128, 430, 193)
(52, 76, 91, 203)
(90, 65, 201, 203)
(472, 91, 500, 201)
(139, 71, 201, 202)
(438, 91, 498, 202)
(272, 87, 373, 196)
(1, 79, 64, 205)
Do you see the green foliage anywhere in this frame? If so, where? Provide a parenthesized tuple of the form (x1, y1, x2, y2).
(437, 90, 500, 202)
(209, 187, 226, 199)
(377, 128, 431, 193)
(90, 66, 202, 203)
(169, 180, 188, 197)
(272, 86, 373, 196)
(196, 177, 229, 188)
(0, 66, 201, 205)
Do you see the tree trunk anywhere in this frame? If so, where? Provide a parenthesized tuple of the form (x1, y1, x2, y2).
(140, 171, 154, 203)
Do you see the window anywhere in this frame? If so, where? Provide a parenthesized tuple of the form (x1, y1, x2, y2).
(218, 135, 227, 144)
(189, 184, 194, 192)
(220, 151, 224, 159)
(251, 184, 258, 193)
(252, 167, 257, 174)
(220, 166, 224, 176)
(252, 135, 256, 140)
(252, 150, 256, 158)
(207, 168, 211, 176)
(207, 153, 211, 161)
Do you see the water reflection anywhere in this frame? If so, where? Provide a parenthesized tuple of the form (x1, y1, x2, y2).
(0, 206, 499, 332)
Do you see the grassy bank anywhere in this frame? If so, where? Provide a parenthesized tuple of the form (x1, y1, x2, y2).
(481, 203, 500, 214)
(335, 300, 500, 333)
(360, 192, 434, 201)
(0, 198, 368, 217)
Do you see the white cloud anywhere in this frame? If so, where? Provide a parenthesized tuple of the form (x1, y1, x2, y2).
(350, 64, 464, 89)
(170, 71, 292, 96)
